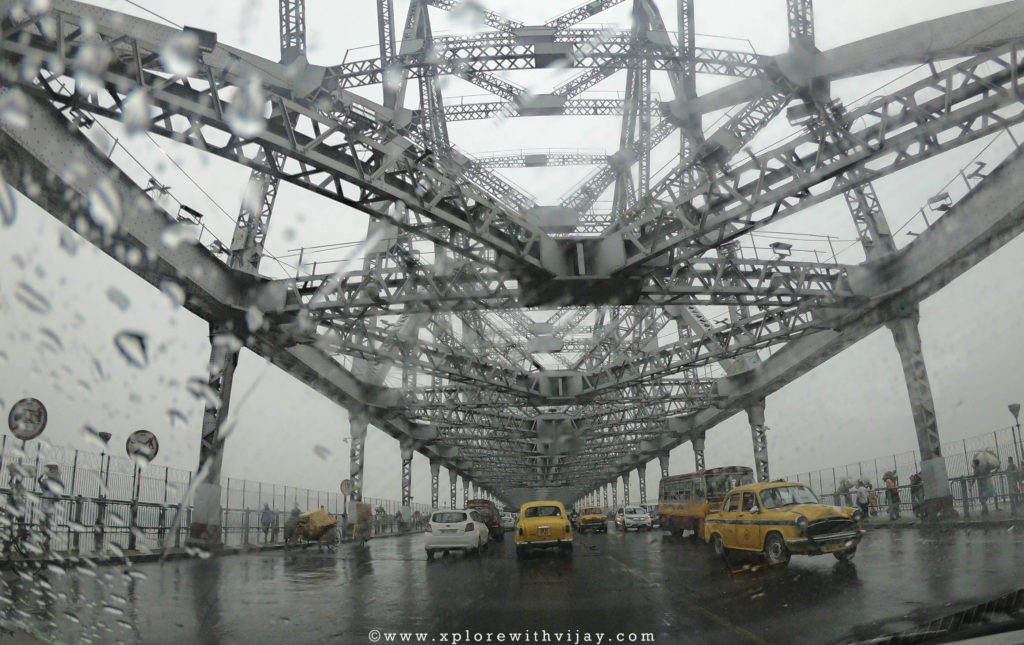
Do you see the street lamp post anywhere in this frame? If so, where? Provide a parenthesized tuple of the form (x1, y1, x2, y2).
(1009, 404, 1023, 465)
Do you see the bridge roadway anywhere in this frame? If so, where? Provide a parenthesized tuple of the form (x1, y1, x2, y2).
(3, 526, 1023, 644)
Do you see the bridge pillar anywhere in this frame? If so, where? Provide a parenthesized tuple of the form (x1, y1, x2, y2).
(887, 313, 955, 516)
(463, 479, 470, 506)
(611, 482, 618, 509)
(348, 410, 368, 502)
(400, 443, 413, 510)
(601, 485, 607, 509)
(188, 322, 240, 547)
(449, 469, 457, 508)
(637, 464, 647, 505)
(622, 474, 630, 506)
(430, 460, 440, 509)
(658, 452, 670, 478)
(747, 401, 769, 482)
(692, 433, 706, 471)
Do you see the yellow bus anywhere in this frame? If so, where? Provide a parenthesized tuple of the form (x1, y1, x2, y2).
(658, 466, 754, 537)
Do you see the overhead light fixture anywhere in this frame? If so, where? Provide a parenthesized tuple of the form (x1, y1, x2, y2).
(770, 242, 792, 258)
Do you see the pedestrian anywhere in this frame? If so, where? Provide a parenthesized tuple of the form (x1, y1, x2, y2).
(855, 481, 870, 517)
(260, 504, 273, 543)
(1006, 457, 1021, 512)
(884, 473, 901, 520)
(973, 458, 996, 515)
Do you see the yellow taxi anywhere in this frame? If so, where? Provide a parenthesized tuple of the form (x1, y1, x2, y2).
(704, 481, 863, 566)
(575, 505, 608, 533)
(515, 500, 573, 558)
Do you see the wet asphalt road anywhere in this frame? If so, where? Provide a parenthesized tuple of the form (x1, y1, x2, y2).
(3, 524, 1024, 644)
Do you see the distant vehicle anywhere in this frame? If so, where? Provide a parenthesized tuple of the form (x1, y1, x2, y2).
(614, 505, 652, 531)
(466, 498, 503, 541)
(515, 500, 573, 558)
(425, 509, 490, 560)
(658, 466, 754, 538)
(704, 481, 864, 566)
(575, 505, 607, 533)
(641, 504, 660, 528)
(500, 512, 515, 531)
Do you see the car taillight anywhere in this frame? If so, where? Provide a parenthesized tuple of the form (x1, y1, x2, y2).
(465, 522, 474, 532)
(425, 524, 432, 533)
(518, 527, 524, 536)
(564, 524, 570, 534)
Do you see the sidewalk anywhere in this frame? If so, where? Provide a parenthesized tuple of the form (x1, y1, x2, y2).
(0, 529, 420, 569)
(861, 509, 1021, 530)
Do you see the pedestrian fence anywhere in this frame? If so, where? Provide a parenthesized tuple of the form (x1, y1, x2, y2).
(0, 436, 438, 559)
(782, 425, 1024, 517)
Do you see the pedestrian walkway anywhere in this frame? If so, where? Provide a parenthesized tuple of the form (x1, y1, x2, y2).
(860, 508, 1020, 530)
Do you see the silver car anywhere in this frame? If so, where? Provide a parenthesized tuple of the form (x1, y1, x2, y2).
(615, 506, 653, 531)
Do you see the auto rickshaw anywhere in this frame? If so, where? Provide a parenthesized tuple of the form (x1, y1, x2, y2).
(284, 508, 339, 551)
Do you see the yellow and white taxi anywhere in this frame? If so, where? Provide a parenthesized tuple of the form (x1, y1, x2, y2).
(704, 481, 864, 565)
(515, 500, 573, 557)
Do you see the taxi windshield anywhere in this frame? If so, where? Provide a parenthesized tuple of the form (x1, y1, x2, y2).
(524, 506, 562, 518)
(759, 486, 820, 509)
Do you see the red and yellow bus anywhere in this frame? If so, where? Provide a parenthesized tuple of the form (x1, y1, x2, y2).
(658, 466, 754, 537)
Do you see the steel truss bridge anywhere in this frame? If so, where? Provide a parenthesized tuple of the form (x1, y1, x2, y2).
(2, 0, 1024, 524)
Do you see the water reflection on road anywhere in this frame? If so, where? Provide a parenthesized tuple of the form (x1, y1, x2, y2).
(1, 526, 1022, 644)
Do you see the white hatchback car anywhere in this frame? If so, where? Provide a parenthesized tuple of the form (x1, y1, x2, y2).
(615, 506, 653, 531)
(425, 509, 490, 559)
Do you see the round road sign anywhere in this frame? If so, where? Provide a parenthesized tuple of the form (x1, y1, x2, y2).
(126, 429, 160, 464)
(341, 479, 353, 495)
(7, 398, 47, 440)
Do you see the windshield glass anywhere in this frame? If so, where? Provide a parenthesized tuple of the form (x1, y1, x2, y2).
(524, 506, 562, 518)
(431, 512, 467, 524)
(3, 2, 1023, 644)
(759, 486, 820, 509)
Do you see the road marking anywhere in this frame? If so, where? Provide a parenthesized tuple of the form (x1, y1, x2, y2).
(605, 553, 773, 645)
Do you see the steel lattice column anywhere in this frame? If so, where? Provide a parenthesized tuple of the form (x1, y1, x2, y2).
(602, 485, 608, 509)
(658, 452, 670, 479)
(887, 312, 955, 514)
(463, 479, 469, 507)
(637, 463, 647, 505)
(622, 474, 630, 506)
(189, 322, 239, 545)
(612, 482, 618, 509)
(348, 411, 369, 502)
(401, 443, 414, 509)
(747, 402, 769, 482)
(430, 461, 440, 509)
(692, 433, 706, 471)
(449, 470, 457, 509)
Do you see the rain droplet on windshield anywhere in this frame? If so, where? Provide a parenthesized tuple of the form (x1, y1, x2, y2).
(0, 170, 15, 227)
(450, 0, 488, 30)
(14, 281, 51, 313)
(159, 31, 200, 77)
(88, 178, 122, 234)
(246, 306, 265, 331)
(186, 377, 221, 408)
(313, 444, 331, 460)
(82, 425, 112, 451)
(0, 88, 30, 129)
(159, 280, 186, 308)
(72, 39, 112, 96)
(120, 87, 151, 135)
(106, 286, 131, 311)
(226, 72, 267, 138)
(113, 330, 148, 368)
(159, 222, 200, 250)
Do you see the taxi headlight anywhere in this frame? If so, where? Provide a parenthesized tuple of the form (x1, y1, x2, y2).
(852, 509, 863, 522)
(795, 515, 808, 535)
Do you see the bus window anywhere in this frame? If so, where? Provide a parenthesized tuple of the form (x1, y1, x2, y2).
(693, 478, 706, 500)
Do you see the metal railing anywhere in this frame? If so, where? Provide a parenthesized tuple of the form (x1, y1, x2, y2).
(0, 436, 438, 559)
(785, 425, 1024, 518)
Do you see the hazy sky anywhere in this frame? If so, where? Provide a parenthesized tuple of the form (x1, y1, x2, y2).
(1, 0, 1022, 510)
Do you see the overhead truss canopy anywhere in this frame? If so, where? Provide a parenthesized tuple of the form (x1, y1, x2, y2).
(2, 0, 1024, 506)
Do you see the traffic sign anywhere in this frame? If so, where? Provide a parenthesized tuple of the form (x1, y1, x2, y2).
(126, 429, 159, 463)
(7, 397, 47, 440)
(340, 479, 353, 495)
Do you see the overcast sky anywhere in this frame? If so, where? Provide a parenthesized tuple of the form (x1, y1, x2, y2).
(2, 0, 1022, 510)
